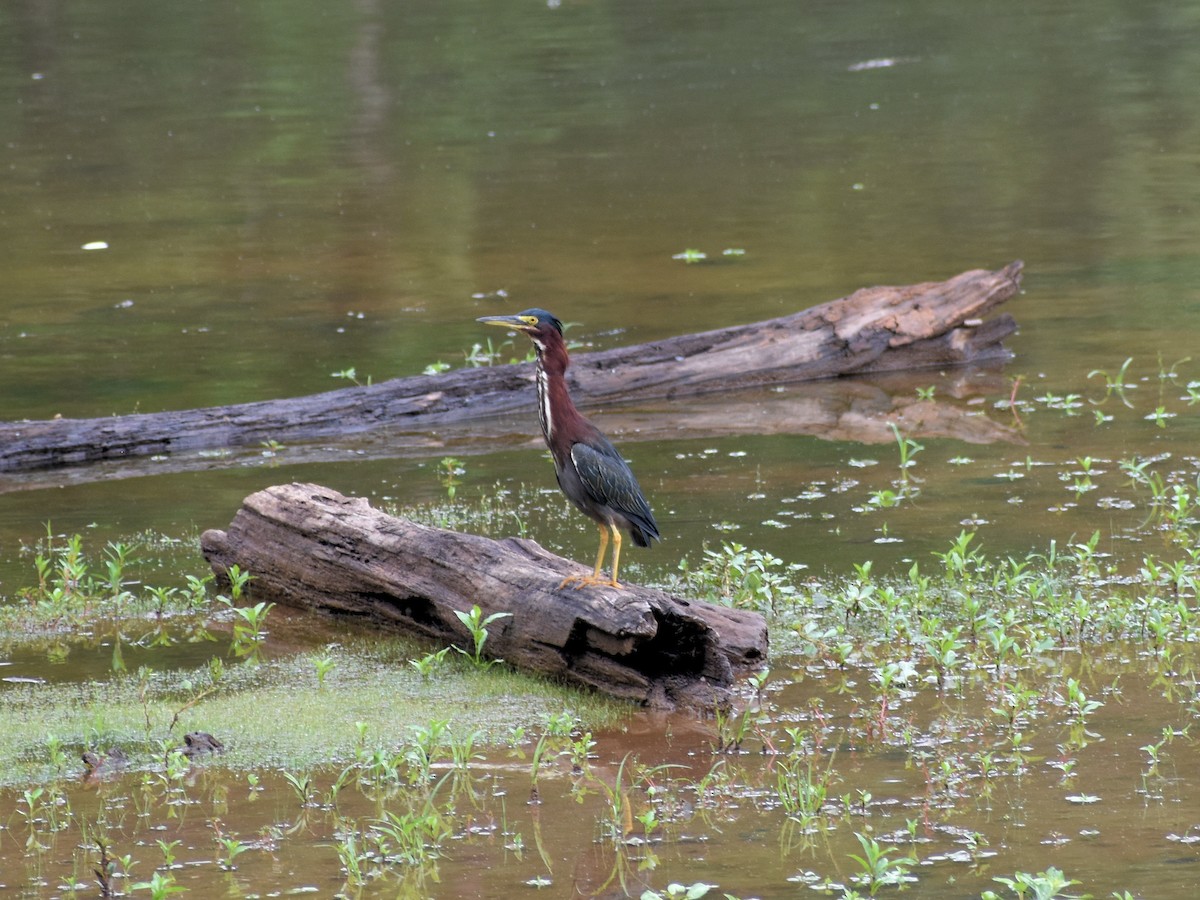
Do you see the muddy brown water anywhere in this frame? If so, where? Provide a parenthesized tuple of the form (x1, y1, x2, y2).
(3, 1, 1200, 896)
(3, 651, 1198, 897)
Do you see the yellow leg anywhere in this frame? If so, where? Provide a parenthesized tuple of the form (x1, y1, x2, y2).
(608, 525, 623, 587)
(559, 522, 625, 590)
(591, 523, 609, 581)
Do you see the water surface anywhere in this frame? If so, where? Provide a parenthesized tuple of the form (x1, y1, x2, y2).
(2, 1, 1200, 896)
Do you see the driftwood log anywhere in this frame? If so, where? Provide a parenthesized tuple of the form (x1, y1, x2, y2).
(201, 483, 768, 710)
(0, 262, 1022, 478)
(0, 369, 1025, 494)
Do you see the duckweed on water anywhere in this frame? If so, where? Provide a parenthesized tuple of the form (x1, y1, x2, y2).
(0, 637, 627, 786)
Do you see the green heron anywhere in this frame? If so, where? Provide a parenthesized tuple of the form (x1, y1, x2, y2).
(477, 309, 660, 588)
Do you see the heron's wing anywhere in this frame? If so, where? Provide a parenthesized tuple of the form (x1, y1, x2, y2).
(570, 441, 660, 540)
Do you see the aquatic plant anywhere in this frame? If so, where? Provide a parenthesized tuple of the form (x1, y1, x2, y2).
(312, 652, 338, 687)
(409, 646, 451, 678)
(690, 541, 799, 614)
(889, 421, 924, 482)
(846, 831, 917, 895)
(225, 600, 274, 660)
(330, 367, 371, 386)
(215, 833, 250, 870)
(451, 604, 512, 669)
(438, 456, 466, 499)
(774, 747, 836, 827)
(1087, 356, 1135, 405)
(981, 866, 1087, 900)
(369, 806, 450, 866)
(282, 771, 315, 806)
(129, 871, 185, 899)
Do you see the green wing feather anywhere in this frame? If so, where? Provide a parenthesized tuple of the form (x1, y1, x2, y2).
(570, 441, 660, 544)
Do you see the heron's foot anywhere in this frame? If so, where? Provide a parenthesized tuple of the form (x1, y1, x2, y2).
(558, 572, 623, 590)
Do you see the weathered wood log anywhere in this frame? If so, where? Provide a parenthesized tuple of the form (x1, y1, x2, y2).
(0, 369, 1024, 494)
(200, 483, 768, 710)
(0, 262, 1022, 475)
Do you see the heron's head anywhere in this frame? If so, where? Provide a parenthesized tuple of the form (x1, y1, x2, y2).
(476, 309, 564, 353)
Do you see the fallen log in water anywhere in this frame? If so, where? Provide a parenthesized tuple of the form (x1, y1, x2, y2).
(201, 483, 769, 710)
(0, 262, 1022, 475)
(0, 369, 1024, 494)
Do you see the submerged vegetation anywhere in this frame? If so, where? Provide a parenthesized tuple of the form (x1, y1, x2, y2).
(0, 527, 626, 786)
(3, 358, 1200, 896)
(2, 493, 1197, 895)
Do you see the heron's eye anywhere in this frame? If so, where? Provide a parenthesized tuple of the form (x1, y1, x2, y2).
(520, 316, 539, 326)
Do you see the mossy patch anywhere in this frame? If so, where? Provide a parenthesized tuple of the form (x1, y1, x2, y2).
(0, 637, 628, 785)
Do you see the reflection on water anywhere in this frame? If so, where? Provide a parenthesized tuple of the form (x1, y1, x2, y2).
(3, 1, 1200, 895)
(2, 0, 1199, 571)
(1, 646, 1197, 899)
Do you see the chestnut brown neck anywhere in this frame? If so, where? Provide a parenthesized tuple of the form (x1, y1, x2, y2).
(533, 329, 585, 452)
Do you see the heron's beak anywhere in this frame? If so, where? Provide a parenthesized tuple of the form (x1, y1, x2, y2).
(477, 314, 533, 330)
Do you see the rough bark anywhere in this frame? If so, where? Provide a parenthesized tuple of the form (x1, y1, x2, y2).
(201, 483, 768, 710)
(0, 262, 1022, 476)
(0, 368, 1024, 494)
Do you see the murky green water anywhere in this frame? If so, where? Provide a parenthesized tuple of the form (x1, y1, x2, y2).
(3, 0, 1200, 896)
